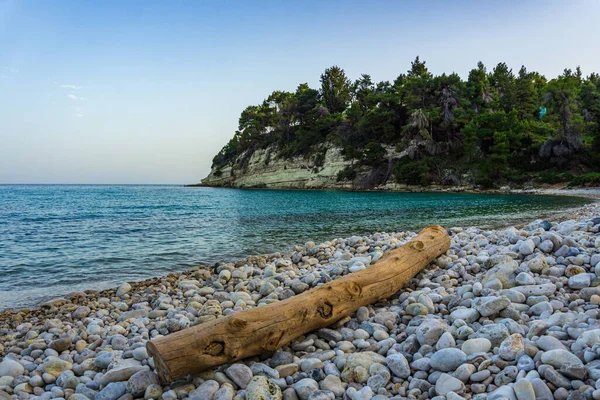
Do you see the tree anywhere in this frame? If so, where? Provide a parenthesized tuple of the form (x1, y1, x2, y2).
(320, 66, 351, 114)
(466, 61, 491, 114)
(490, 62, 516, 113)
(514, 66, 538, 120)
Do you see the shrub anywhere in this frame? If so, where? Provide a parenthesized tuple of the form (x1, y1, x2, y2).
(392, 160, 429, 186)
(570, 172, 600, 187)
(336, 165, 357, 182)
(535, 168, 574, 184)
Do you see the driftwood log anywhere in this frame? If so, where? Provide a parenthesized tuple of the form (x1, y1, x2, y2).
(147, 225, 450, 382)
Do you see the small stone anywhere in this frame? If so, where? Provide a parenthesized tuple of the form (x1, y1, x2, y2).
(487, 386, 517, 400)
(530, 378, 553, 400)
(517, 355, 535, 371)
(356, 307, 369, 322)
(127, 371, 160, 397)
(499, 333, 525, 361)
(519, 239, 535, 256)
(386, 353, 410, 378)
(116, 282, 132, 296)
(473, 296, 511, 317)
(435, 373, 464, 396)
(461, 338, 492, 355)
(72, 306, 91, 319)
(97, 359, 146, 385)
(225, 364, 253, 389)
(436, 332, 455, 350)
(246, 376, 282, 400)
(293, 378, 319, 400)
(319, 376, 344, 397)
(568, 274, 591, 289)
(96, 382, 127, 400)
(43, 356, 73, 376)
(301, 358, 324, 372)
(430, 348, 467, 372)
(189, 380, 219, 400)
(541, 349, 583, 369)
(132, 347, 148, 361)
(416, 318, 447, 346)
(514, 378, 535, 400)
(144, 384, 163, 400)
(275, 363, 299, 378)
(0, 359, 24, 378)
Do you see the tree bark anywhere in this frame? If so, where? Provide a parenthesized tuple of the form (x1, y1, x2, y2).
(147, 225, 450, 382)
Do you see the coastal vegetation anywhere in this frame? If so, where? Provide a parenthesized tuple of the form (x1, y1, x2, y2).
(210, 58, 600, 188)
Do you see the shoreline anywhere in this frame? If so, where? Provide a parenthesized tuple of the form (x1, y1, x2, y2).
(189, 181, 600, 197)
(2, 192, 600, 400)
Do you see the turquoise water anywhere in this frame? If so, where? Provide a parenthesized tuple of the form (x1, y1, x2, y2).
(0, 185, 589, 309)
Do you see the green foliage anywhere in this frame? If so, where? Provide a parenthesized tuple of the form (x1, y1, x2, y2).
(570, 172, 600, 187)
(535, 168, 574, 184)
(320, 66, 351, 114)
(392, 159, 430, 186)
(210, 58, 600, 187)
(362, 142, 386, 166)
(336, 165, 357, 182)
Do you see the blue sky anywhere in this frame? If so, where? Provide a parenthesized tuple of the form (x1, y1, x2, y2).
(1, 0, 599, 184)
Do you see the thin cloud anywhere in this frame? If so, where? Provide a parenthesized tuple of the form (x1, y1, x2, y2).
(0, 66, 19, 79)
(60, 84, 82, 90)
(67, 94, 79, 100)
(76, 113, 83, 118)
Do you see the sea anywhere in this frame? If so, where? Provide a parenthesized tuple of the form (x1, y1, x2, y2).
(0, 184, 589, 309)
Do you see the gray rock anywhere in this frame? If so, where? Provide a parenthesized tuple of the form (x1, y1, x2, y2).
(225, 364, 253, 389)
(449, 308, 480, 323)
(473, 296, 511, 317)
(471, 323, 510, 347)
(517, 355, 535, 371)
(0, 359, 24, 378)
(416, 318, 447, 346)
(386, 353, 410, 378)
(568, 274, 591, 289)
(144, 384, 162, 400)
(512, 284, 557, 296)
(429, 348, 466, 372)
(487, 386, 517, 400)
(515, 272, 536, 285)
(127, 371, 160, 397)
(96, 383, 127, 400)
(115, 282, 131, 296)
(189, 380, 219, 399)
(434, 373, 464, 396)
(513, 378, 535, 400)
(250, 363, 279, 380)
(270, 352, 293, 367)
(536, 336, 567, 351)
(519, 239, 535, 256)
(461, 338, 491, 355)
(293, 378, 319, 400)
(531, 377, 553, 400)
(97, 359, 147, 386)
(213, 385, 235, 400)
(540, 349, 583, 369)
(543, 367, 571, 388)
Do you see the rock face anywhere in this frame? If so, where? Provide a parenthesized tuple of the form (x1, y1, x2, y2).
(201, 145, 352, 189)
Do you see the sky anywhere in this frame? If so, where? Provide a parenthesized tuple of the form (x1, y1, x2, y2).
(1, 0, 599, 184)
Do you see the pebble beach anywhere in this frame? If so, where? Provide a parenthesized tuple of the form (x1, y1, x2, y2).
(3, 199, 600, 400)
